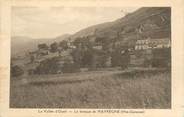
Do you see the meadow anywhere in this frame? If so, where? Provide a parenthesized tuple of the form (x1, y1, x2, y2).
(10, 68, 171, 108)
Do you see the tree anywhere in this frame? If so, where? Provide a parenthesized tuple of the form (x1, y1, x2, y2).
(35, 57, 61, 74)
(11, 65, 24, 77)
(120, 49, 130, 69)
(71, 48, 83, 68)
(38, 43, 49, 50)
(59, 40, 68, 50)
(81, 49, 94, 67)
(96, 50, 109, 68)
(62, 57, 79, 73)
(152, 48, 171, 68)
(50, 42, 58, 53)
(30, 55, 35, 63)
(111, 49, 122, 67)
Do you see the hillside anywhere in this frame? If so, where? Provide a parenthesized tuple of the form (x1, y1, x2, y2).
(71, 7, 171, 44)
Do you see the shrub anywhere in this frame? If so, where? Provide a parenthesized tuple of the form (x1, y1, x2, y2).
(35, 57, 61, 74)
(28, 69, 36, 75)
(152, 48, 171, 68)
(62, 57, 80, 73)
(34, 56, 79, 74)
(11, 65, 24, 77)
(50, 42, 58, 53)
(62, 62, 79, 73)
(38, 43, 49, 50)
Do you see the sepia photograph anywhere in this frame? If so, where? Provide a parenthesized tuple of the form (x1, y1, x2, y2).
(10, 6, 171, 109)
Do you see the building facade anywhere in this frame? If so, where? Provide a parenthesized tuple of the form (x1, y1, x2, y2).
(135, 38, 171, 50)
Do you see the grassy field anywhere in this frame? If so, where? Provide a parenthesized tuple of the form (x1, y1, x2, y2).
(10, 68, 171, 108)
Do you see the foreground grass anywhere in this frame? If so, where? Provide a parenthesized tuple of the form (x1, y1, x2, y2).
(10, 69, 171, 108)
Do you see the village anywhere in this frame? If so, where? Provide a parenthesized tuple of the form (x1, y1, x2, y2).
(10, 7, 171, 108)
(10, 7, 171, 77)
(19, 32, 170, 75)
(10, 31, 171, 108)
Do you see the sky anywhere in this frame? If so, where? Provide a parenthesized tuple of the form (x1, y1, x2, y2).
(12, 7, 140, 39)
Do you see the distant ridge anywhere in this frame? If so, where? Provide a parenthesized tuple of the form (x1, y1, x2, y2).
(11, 34, 71, 56)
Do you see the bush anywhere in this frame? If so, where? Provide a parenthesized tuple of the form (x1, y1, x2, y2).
(62, 62, 79, 73)
(50, 42, 58, 53)
(34, 56, 80, 74)
(120, 50, 130, 69)
(35, 57, 61, 74)
(143, 58, 152, 67)
(28, 69, 36, 75)
(151, 58, 169, 68)
(152, 48, 171, 68)
(38, 43, 49, 50)
(62, 57, 80, 73)
(111, 50, 122, 67)
(11, 65, 24, 77)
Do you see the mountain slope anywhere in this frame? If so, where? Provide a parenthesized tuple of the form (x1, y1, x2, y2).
(71, 7, 171, 44)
